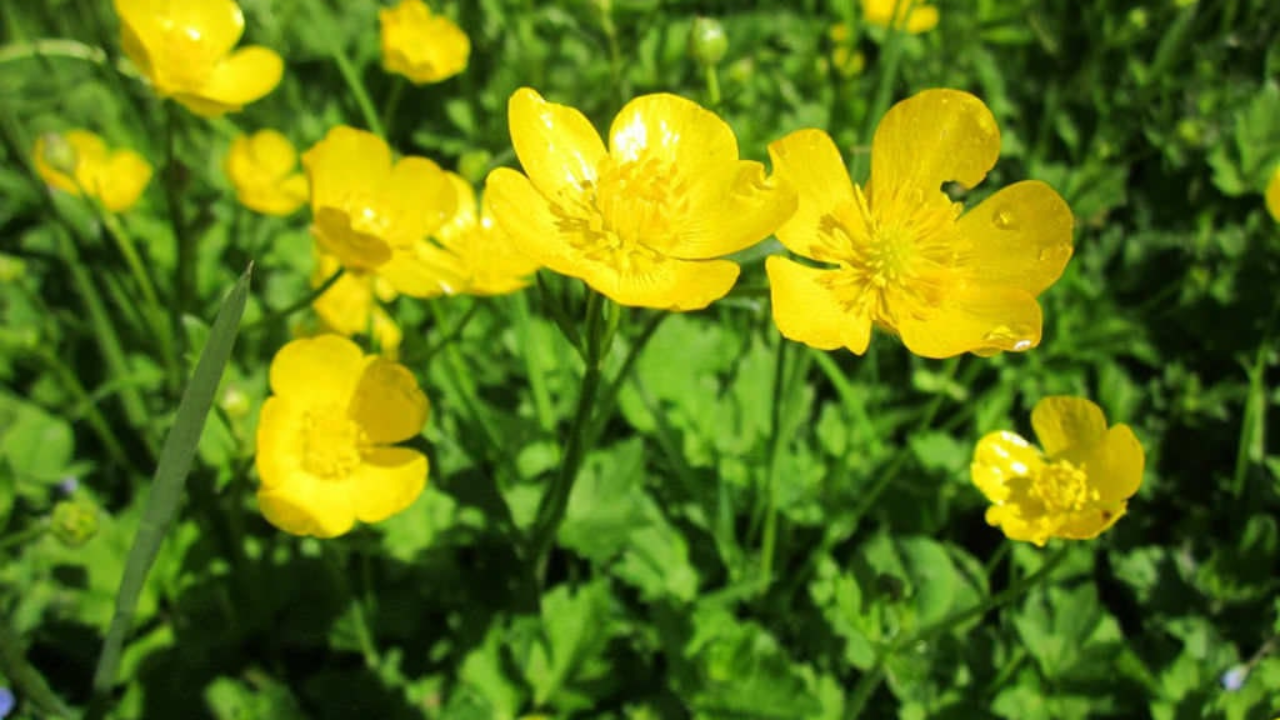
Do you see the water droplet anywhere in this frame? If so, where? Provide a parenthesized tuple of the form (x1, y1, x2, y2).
(993, 208, 1017, 230)
(983, 325, 1034, 351)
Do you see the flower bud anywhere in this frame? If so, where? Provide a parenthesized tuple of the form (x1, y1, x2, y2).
(457, 149, 492, 186)
(220, 385, 251, 419)
(50, 500, 98, 548)
(39, 132, 79, 176)
(689, 17, 728, 67)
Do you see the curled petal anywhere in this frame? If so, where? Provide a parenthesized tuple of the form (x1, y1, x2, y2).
(609, 92, 739, 172)
(766, 256, 872, 354)
(870, 89, 1000, 197)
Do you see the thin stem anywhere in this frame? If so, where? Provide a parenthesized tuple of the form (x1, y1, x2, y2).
(528, 291, 613, 573)
(382, 77, 406, 138)
(415, 299, 481, 368)
(318, 0, 385, 139)
(588, 310, 667, 447)
(0, 616, 73, 718)
(242, 268, 346, 333)
(703, 64, 721, 109)
(165, 103, 195, 348)
(0, 524, 48, 552)
(0, 37, 107, 66)
(850, 0, 915, 182)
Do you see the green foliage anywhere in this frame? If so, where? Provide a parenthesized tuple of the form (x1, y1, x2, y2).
(1, 0, 1280, 719)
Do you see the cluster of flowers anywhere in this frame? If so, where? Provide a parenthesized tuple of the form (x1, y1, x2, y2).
(32, 0, 1169, 547)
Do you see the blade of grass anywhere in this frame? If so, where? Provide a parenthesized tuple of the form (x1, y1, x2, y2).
(86, 265, 253, 718)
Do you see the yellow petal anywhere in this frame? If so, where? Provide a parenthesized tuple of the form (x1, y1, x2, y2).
(1267, 165, 1280, 222)
(508, 87, 607, 199)
(313, 261, 377, 335)
(161, 0, 246, 58)
(312, 207, 394, 270)
(268, 334, 366, 407)
(608, 92, 738, 170)
(254, 396, 303, 490)
(970, 430, 1042, 505)
(766, 256, 872, 354)
(349, 447, 429, 523)
(1031, 396, 1108, 458)
(957, 180, 1074, 296)
(436, 172, 479, 245)
(870, 89, 1000, 198)
(114, 0, 157, 82)
(1079, 423, 1144, 504)
(485, 167, 593, 279)
(257, 477, 355, 538)
(303, 126, 393, 211)
(904, 5, 940, 33)
(182, 46, 283, 116)
(662, 160, 797, 261)
(1055, 504, 1126, 541)
(377, 241, 470, 297)
(862, 0, 939, 33)
(768, 128, 857, 261)
(897, 285, 1042, 358)
(246, 129, 299, 179)
(97, 150, 153, 212)
(385, 156, 457, 243)
(349, 357, 429, 444)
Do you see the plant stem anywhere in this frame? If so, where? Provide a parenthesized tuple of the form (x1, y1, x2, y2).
(164, 103, 195, 353)
(850, 0, 914, 182)
(0, 616, 73, 718)
(382, 76, 406, 138)
(320, 0, 385, 139)
(242, 268, 346, 333)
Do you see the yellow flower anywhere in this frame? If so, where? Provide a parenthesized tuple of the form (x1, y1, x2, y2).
(485, 88, 796, 311)
(114, 0, 283, 117)
(379, 0, 470, 85)
(1266, 164, 1280, 222)
(255, 335, 429, 538)
(766, 89, 1074, 358)
(302, 126, 465, 296)
(436, 172, 540, 296)
(33, 130, 152, 212)
(861, 0, 939, 34)
(225, 130, 308, 216)
(971, 396, 1144, 547)
(311, 252, 404, 357)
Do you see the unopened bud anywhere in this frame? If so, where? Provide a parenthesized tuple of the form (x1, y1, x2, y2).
(39, 132, 79, 176)
(50, 500, 98, 547)
(220, 385, 251, 419)
(457, 150, 492, 187)
(690, 17, 728, 67)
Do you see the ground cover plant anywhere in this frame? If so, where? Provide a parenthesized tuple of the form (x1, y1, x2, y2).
(1, 0, 1279, 718)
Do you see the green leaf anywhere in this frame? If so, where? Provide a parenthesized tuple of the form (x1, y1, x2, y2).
(0, 394, 74, 487)
(88, 266, 252, 714)
(525, 580, 615, 712)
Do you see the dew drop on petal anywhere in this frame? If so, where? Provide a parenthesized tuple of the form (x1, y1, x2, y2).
(993, 208, 1017, 230)
(983, 324, 1033, 351)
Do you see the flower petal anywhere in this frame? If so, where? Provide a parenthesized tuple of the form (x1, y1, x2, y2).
(436, 172, 479, 246)
(768, 128, 857, 261)
(349, 447, 429, 524)
(183, 46, 283, 116)
(957, 180, 1074, 296)
(348, 357, 429, 444)
(269, 334, 366, 406)
(377, 241, 470, 297)
(870, 89, 1000, 198)
(508, 87, 607, 199)
(257, 477, 355, 538)
(247, 129, 298, 179)
(98, 150, 153, 212)
(163, 0, 246, 59)
(1031, 396, 1109, 459)
(1080, 423, 1144, 503)
(970, 430, 1042, 505)
(312, 208, 393, 270)
(254, 396, 304, 490)
(485, 167, 590, 278)
(662, 161, 797, 261)
(766, 256, 872, 354)
(1055, 504, 1126, 541)
(303, 126, 393, 211)
(897, 285, 1042, 358)
(1267, 165, 1280, 222)
(609, 92, 738, 171)
(385, 156, 457, 242)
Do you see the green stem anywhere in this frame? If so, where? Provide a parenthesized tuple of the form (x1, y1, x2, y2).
(528, 291, 613, 572)
(845, 544, 1070, 719)
(415, 299, 481, 368)
(164, 103, 195, 349)
(703, 64, 721, 109)
(243, 268, 346, 333)
(0, 616, 73, 718)
(320, 2, 385, 139)
(382, 77, 406, 138)
(0, 524, 48, 552)
(0, 37, 108, 66)
(588, 310, 666, 447)
(850, 0, 914, 182)
(33, 347, 132, 471)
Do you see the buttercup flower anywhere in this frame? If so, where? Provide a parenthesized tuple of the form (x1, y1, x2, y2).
(971, 396, 1144, 546)
(311, 252, 404, 357)
(1266, 164, 1280, 222)
(303, 126, 465, 296)
(379, 0, 470, 85)
(435, 172, 540, 295)
(225, 130, 308, 216)
(767, 89, 1073, 358)
(485, 88, 796, 310)
(256, 335, 429, 538)
(862, 0, 939, 34)
(33, 130, 152, 212)
(114, 0, 283, 116)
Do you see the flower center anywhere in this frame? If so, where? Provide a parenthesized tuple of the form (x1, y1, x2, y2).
(1015, 459, 1098, 516)
(819, 186, 962, 325)
(551, 158, 688, 273)
(301, 406, 367, 480)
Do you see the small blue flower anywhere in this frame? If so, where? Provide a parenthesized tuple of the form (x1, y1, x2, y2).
(1220, 665, 1248, 692)
(0, 686, 15, 719)
(57, 476, 79, 495)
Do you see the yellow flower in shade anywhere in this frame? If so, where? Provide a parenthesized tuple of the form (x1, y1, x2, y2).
(225, 130, 308, 216)
(311, 252, 404, 357)
(33, 130, 152, 212)
(766, 89, 1074, 358)
(862, 0, 939, 34)
(379, 0, 470, 85)
(436, 172, 540, 295)
(302, 126, 465, 297)
(256, 334, 429, 538)
(485, 88, 797, 311)
(971, 396, 1144, 547)
(114, 0, 283, 117)
(1266, 165, 1280, 222)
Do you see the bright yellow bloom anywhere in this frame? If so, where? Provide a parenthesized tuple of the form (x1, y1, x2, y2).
(971, 396, 1144, 547)
(436, 172, 540, 295)
(862, 0, 939, 34)
(486, 88, 796, 311)
(256, 335, 429, 538)
(302, 126, 464, 297)
(33, 130, 152, 212)
(379, 0, 470, 85)
(1266, 165, 1280, 222)
(311, 252, 403, 357)
(114, 0, 283, 117)
(224, 130, 308, 216)
(767, 89, 1074, 358)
